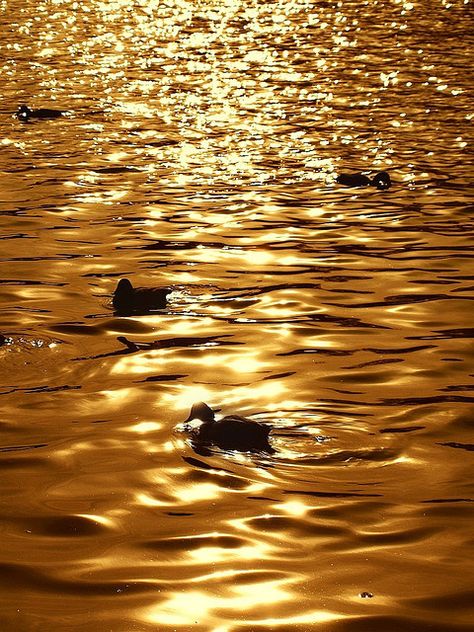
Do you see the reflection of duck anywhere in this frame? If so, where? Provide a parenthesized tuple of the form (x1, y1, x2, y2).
(185, 402, 274, 452)
(16, 105, 65, 123)
(113, 278, 170, 314)
(336, 171, 391, 190)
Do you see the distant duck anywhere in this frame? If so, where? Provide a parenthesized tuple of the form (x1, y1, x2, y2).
(112, 278, 170, 314)
(185, 402, 274, 452)
(16, 105, 65, 123)
(336, 171, 391, 190)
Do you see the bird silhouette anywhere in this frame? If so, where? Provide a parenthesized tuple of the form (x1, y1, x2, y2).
(336, 171, 391, 190)
(112, 278, 170, 315)
(184, 402, 274, 453)
(16, 105, 65, 123)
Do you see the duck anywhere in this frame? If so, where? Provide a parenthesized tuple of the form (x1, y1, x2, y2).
(16, 105, 66, 123)
(112, 278, 170, 314)
(184, 402, 274, 452)
(336, 171, 391, 190)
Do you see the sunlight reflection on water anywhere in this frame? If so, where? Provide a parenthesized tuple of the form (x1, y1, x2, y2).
(0, 0, 473, 629)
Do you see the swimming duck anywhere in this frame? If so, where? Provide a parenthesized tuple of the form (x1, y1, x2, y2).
(336, 171, 391, 190)
(185, 402, 274, 452)
(16, 105, 65, 123)
(112, 278, 170, 314)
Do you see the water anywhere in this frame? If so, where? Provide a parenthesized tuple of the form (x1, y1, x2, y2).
(0, 0, 473, 629)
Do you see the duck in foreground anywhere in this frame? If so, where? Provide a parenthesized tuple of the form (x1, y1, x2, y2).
(336, 171, 391, 190)
(16, 105, 66, 123)
(113, 278, 170, 314)
(185, 402, 274, 453)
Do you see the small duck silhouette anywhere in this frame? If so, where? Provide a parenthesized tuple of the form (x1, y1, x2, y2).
(16, 105, 65, 123)
(336, 171, 391, 190)
(113, 278, 170, 314)
(185, 402, 274, 452)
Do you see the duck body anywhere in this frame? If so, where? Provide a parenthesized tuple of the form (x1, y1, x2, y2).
(336, 173, 371, 187)
(16, 105, 65, 123)
(185, 402, 273, 453)
(113, 278, 170, 315)
(336, 171, 391, 190)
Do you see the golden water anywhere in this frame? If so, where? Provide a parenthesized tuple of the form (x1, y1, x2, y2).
(0, 0, 473, 630)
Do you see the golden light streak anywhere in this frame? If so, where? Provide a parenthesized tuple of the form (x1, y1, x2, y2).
(189, 542, 271, 564)
(77, 513, 114, 528)
(135, 493, 168, 508)
(125, 421, 162, 434)
(277, 500, 309, 517)
(196, 352, 266, 375)
(176, 482, 222, 504)
(165, 386, 213, 413)
(144, 579, 342, 627)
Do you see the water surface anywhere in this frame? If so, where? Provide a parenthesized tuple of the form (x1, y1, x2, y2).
(0, 0, 473, 630)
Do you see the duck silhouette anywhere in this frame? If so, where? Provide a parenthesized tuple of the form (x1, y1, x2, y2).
(112, 278, 170, 315)
(185, 402, 274, 453)
(336, 171, 391, 190)
(16, 105, 66, 123)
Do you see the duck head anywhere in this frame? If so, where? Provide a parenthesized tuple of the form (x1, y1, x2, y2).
(17, 105, 31, 122)
(114, 278, 134, 298)
(112, 278, 134, 311)
(185, 402, 215, 424)
(371, 171, 391, 190)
